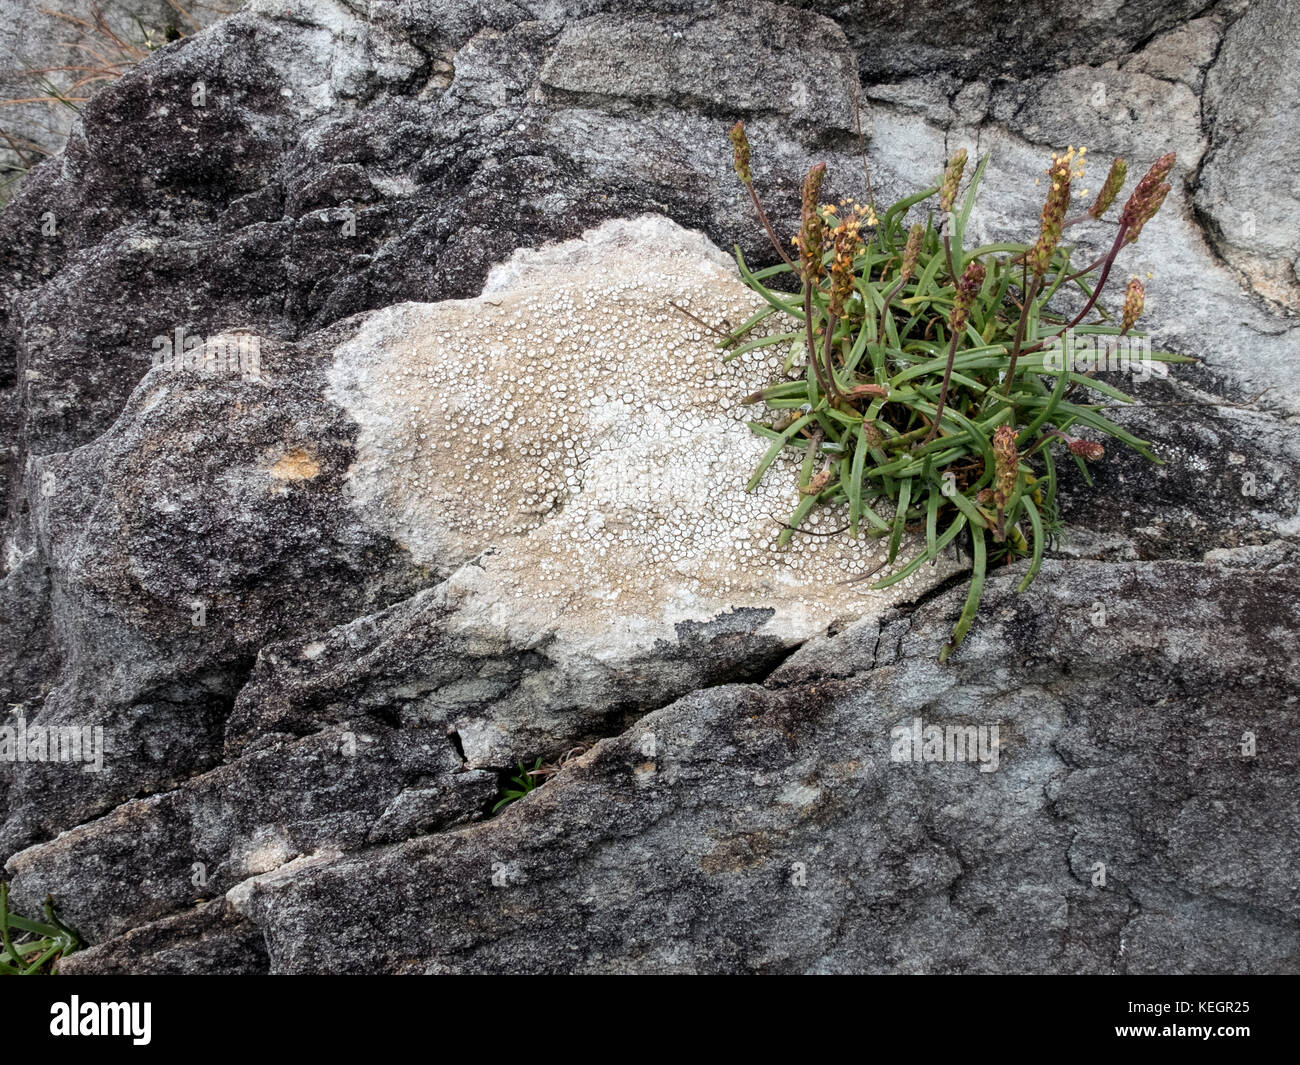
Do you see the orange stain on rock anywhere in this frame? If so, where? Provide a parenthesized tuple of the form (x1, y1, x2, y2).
(269, 448, 321, 481)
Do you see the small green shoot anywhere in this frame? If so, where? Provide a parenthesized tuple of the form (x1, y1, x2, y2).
(491, 757, 545, 814)
(0, 881, 81, 975)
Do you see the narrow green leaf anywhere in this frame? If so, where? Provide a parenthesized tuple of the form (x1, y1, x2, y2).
(848, 422, 870, 535)
(940, 524, 987, 663)
(1017, 496, 1045, 593)
(747, 413, 813, 491)
(887, 476, 912, 563)
(872, 513, 968, 590)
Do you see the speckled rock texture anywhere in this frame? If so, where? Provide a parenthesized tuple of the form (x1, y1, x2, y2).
(2, 0, 1298, 974)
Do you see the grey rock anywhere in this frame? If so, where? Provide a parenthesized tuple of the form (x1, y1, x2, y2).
(539, 3, 858, 129)
(1196, 0, 1300, 310)
(2, 0, 1299, 975)
(6, 721, 471, 940)
(5, 217, 952, 938)
(0, 326, 430, 857)
(1120, 15, 1222, 90)
(56, 899, 268, 975)
(816, 0, 1212, 82)
(215, 557, 1298, 974)
(1052, 378, 1300, 561)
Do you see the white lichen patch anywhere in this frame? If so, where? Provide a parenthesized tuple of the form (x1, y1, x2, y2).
(328, 215, 957, 648)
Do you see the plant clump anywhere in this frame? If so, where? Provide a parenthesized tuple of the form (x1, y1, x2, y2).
(0, 881, 80, 975)
(725, 123, 1190, 660)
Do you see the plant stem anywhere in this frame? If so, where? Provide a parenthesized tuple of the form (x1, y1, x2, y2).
(667, 300, 732, 340)
(922, 327, 962, 445)
(803, 282, 832, 399)
(851, 78, 877, 212)
(745, 181, 795, 269)
(877, 277, 907, 350)
(1060, 249, 1113, 284)
(1002, 267, 1040, 397)
(1005, 225, 1129, 363)
(1060, 225, 1128, 331)
(822, 312, 845, 402)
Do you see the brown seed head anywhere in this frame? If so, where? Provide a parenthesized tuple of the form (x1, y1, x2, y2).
(1067, 438, 1105, 462)
(992, 425, 1019, 510)
(948, 259, 985, 336)
(795, 162, 827, 281)
(728, 121, 752, 184)
(801, 467, 834, 495)
(1119, 152, 1175, 243)
(1028, 151, 1075, 278)
(1120, 276, 1145, 334)
(828, 206, 867, 318)
(902, 222, 924, 281)
(1123, 183, 1170, 244)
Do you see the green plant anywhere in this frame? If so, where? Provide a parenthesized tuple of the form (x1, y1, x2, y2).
(725, 126, 1192, 661)
(491, 757, 545, 814)
(0, 881, 80, 975)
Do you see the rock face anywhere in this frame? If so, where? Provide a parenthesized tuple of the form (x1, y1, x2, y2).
(203, 557, 1300, 975)
(3, 0, 1299, 974)
(6, 216, 953, 947)
(1195, 0, 1300, 310)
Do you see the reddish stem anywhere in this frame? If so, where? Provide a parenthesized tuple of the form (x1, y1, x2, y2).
(803, 282, 832, 399)
(1013, 223, 1130, 361)
(1001, 266, 1039, 397)
(745, 181, 795, 270)
(922, 327, 962, 445)
(876, 277, 907, 351)
(822, 312, 845, 402)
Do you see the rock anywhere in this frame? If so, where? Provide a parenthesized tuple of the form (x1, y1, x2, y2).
(56, 899, 267, 975)
(5, 721, 476, 941)
(2, 0, 1299, 974)
(3, 215, 951, 938)
(0, 0, 873, 518)
(1121, 15, 1222, 89)
(816, 0, 1212, 82)
(0, 325, 430, 858)
(212, 556, 1296, 974)
(1052, 383, 1300, 561)
(1195, 0, 1300, 311)
(987, 65, 1205, 170)
(539, 3, 858, 130)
